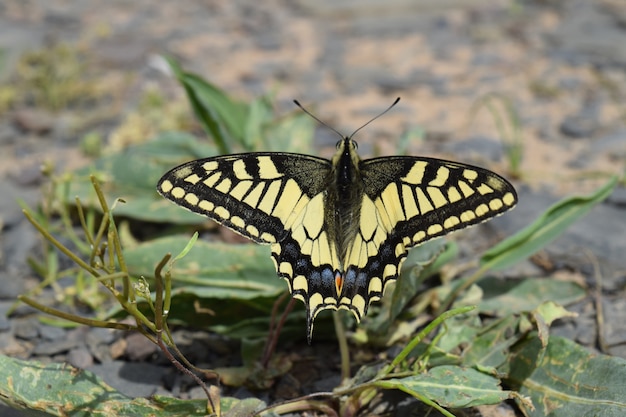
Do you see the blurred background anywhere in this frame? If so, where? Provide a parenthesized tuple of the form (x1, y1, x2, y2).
(0, 1, 625, 416)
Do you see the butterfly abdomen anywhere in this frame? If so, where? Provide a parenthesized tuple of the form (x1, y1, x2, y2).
(327, 138, 365, 270)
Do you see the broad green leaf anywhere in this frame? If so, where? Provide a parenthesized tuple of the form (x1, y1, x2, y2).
(378, 365, 515, 408)
(120, 235, 327, 339)
(478, 278, 585, 316)
(403, 342, 461, 368)
(508, 336, 626, 416)
(534, 301, 577, 326)
(0, 355, 264, 416)
(62, 132, 217, 224)
(480, 176, 618, 270)
(125, 236, 282, 294)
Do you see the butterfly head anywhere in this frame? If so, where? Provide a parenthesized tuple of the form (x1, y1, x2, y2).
(335, 136, 358, 155)
(332, 136, 362, 172)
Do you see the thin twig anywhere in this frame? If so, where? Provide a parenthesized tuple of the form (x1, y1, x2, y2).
(586, 249, 609, 354)
(333, 311, 351, 381)
(262, 295, 296, 368)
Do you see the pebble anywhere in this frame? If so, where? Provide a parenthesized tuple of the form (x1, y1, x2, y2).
(602, 298, 626, 346)
(86, 330, 115, 363)
(124, 332, 159, 361)
(85, 361, 168, 398)
(11, 108, 56, 134)
(67, 347, 94, 369)
(38, 324, 68, 341)
(32, 338, 82, 356)
(12, 318, 39, 340)
(559, 113, 601, 139)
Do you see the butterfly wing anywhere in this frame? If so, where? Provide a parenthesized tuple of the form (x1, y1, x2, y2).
(158, 153, 331, 244)
(336, 156, 518, 319)
(158, 153, 343, 340)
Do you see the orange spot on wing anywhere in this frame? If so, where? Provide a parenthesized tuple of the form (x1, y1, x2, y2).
(335, 272, 344, 295)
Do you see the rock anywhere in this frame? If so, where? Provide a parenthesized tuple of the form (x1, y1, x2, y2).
(86, 361, 168, 398)
(11, 108, 56, 134)
(86, 328, 118, 363)
(67, 347, 94, 369)
(547, 0, 626, 68)
(559, 101, 603, 139)
(32, 338, 82, 356)
(12, 318, 39, 340)
(602, 298, 626, 346)
(38, 325, 67, 341)
(124, 332, 159, 361)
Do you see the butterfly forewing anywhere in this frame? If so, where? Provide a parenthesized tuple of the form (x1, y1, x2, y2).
(158, 153, 331, 244)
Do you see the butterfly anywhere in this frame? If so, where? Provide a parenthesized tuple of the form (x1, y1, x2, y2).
(157, 101, 517, 342)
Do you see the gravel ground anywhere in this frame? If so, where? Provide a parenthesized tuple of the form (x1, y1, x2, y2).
(0, 1, 625, 416)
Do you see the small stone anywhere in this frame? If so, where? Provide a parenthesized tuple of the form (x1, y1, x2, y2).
(32, 338, 81, 356)
(559, 113, 600, 138)
(110, 337, 127, 360)
(607, 187, 626, 208)
(86, 329, 117, 363)
(125, 332, 159, 361)
(13, 318, 39, 340)
(12, 108, 55, 134)
(0, 301, 13, 331)
(560, 97, 604, 139)
(38, 324, 67, 341)
(602, 298, 626, 346)
(67, 347, 94, 369)
(86, 361, 167, 398)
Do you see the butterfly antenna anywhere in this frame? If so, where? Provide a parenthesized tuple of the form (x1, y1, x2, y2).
(293, 99, 345, 139)
(349, 97, 401, 139)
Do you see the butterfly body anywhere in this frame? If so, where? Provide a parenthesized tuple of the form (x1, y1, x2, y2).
(158, 136, 517, 342)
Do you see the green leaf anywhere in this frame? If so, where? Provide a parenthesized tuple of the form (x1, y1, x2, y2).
(261, 111, 315, 153)
(379, 365, 515, 408)
(167, 56, 249, 153)
(461, 315, 526, 370)
(62, 132, 217, 224)
(368, 240, 450, 334)
(480, 176, 618, 270)
(0, 355, 263, 416)
(125, 236, 283, 294)
(508, 336, 626, 416)
(244, 96, 273, 149)
(478, 278, 586, 316)
(435, 308, 484, 353)
(118, 236, 313, 338)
